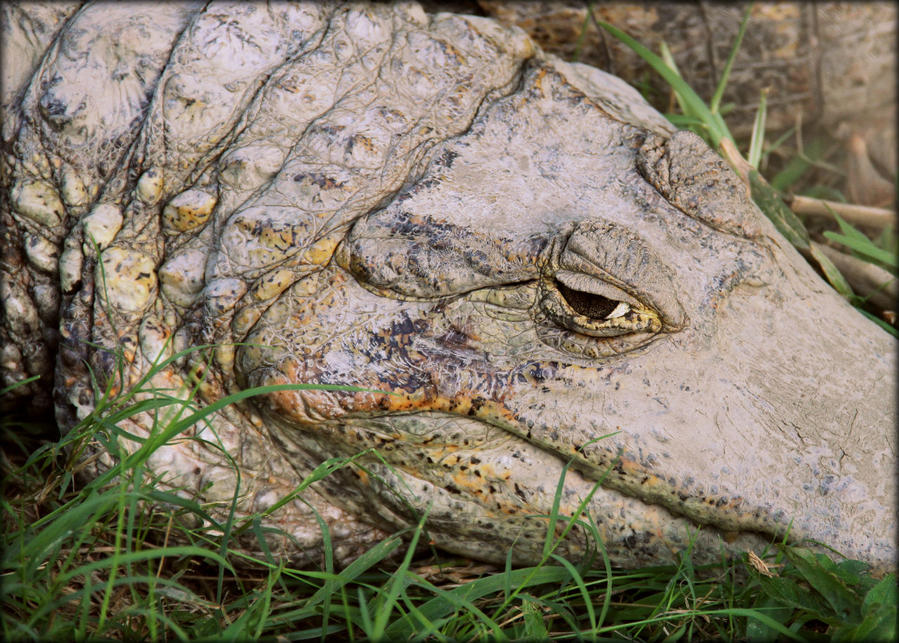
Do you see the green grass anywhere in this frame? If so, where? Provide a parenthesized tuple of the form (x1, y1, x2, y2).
(3, 8, 897, 641)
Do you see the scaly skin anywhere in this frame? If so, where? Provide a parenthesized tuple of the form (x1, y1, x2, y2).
(1, 3, 895, 570)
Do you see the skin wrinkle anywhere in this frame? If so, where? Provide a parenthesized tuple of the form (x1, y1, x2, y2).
(636, 131, 763, 239)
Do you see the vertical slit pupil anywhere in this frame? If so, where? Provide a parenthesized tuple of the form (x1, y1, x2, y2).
(554, 279, 619, 319)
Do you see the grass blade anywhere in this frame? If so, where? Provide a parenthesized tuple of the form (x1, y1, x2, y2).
(770, 137, 829, 192)
(809, 242, 854, 299)
(54, 546, 232, 586)
(549, 554, 596, 631)
(658, 41, 691, 118)
(824, 231, 898, 268)
(384, 567, 571, 639)
(747, 88, 768, 169)
(370, 510, 429, 640)
(594, 19, 733, 147)
(848, 574, 897, 640)
(0, 374, 41, 396)
(709, 4, 753, 114)
(823, 211, 898, 269)
(748, 170, 811, 249)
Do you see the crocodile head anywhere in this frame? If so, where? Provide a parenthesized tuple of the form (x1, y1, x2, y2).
(2, 3, 894, 569)
(242, 71, 896, 568)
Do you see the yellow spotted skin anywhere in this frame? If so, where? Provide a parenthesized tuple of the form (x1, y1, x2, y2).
(162, 188, 216, 232)
(136, 168, 164, 204)
(11, 179, 64, 227)
(1, 2, 894, 572)
(98, 247, 157, 312)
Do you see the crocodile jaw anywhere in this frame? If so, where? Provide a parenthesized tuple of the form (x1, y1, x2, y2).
(244, 228, 895, 569)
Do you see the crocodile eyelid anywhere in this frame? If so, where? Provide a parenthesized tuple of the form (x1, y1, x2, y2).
(554, 270, 642, 309)
(560, 221, 685, 329)
(539, 276, 662, 339)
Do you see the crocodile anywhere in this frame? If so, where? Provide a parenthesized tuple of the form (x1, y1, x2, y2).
(2, 2, 895, 570)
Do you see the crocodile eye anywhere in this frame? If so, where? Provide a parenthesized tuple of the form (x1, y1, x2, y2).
(539, 272, 661, 338)
(554, 279, 629, 320)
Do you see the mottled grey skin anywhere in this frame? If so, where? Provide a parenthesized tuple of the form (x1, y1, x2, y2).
(1, 3, 895, 570)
